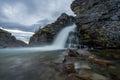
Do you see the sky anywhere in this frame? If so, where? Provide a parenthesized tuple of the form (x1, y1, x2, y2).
(0, 27, 34, 43)
(0, 0, 74, 26)
(0, 0, 74, 43)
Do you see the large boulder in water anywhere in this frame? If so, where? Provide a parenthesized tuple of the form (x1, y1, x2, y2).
(71, 0, 120, 48)
(29, 13, 75, 46)
(0, 29, 27, 48)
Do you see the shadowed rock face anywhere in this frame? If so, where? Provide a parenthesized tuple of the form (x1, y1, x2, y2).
(29, 13, 75, 46)
(0, 29, 27, 48)
(71, 0, 120, 48)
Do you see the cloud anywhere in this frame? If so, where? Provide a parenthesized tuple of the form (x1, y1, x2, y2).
(0, 0, 74, 26)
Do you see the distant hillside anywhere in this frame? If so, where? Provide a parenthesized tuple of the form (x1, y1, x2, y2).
(0, 29, 27, 48)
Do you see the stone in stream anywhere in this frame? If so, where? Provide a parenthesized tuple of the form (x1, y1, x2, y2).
(64, 63, 76, 74)
(67, 49, 79, 57)
(65, 74, 80, 80)
(77, 49, 91, 57)
(91, 73, 109, 80)
(88, 55, 111, 67)
(74, 62, 91, 70)
(76, 68, 91, 80)
(59, 49, 113, 80)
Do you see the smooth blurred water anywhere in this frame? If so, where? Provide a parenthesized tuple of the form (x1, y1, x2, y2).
(0, 49, 65, 80)
(0, 25, 76, 54)
(53, 24, 76, 48)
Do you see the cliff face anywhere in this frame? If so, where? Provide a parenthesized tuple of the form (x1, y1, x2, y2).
(29, 0, 120, 48)
(29, 13, 75, 46)
(71, 0, 120, 48)
(0, 29, 27, 48)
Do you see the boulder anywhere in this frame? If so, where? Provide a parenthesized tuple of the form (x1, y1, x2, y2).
(67, 49, 79, 57)
(64, 63, 76, 74)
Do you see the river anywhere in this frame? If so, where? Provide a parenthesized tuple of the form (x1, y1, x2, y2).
(0, 49, 66, 80)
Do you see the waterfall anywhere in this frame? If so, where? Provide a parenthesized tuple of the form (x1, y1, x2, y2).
(66, 29, 79, 48)
(0, 25, 76, 51)
(52, 25, 76, 48)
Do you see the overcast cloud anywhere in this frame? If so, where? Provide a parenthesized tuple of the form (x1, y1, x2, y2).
(0, 0, 74, 26)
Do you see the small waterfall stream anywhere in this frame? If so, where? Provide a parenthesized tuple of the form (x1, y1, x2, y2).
(66, 28, 79, 48)
(52, 24, 76, 48)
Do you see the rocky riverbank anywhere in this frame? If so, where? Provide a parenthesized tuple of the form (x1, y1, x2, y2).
(54, 49, 120, 80)
(0, 48, 119, 80)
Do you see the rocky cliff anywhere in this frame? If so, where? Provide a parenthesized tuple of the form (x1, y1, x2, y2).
(0, 29, 27, 48)
(71, 0, 120, 48)
(29, 0, 120, 48)
(29, 13, 75, 46)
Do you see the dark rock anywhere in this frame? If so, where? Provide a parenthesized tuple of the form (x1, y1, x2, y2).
(67, 49, 79, 57)
(71, 0, 102, 15)
(109, 73, 120, 80)
(65, 74, 80, 80)
(71, 0, 120, 48)
(77, 49, 91, 57)
(0, 29, 27, 48)
(29, 13, 75, 46)
(64, 63, 76, 74)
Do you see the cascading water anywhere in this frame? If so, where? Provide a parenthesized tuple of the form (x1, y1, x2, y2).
(52, 24, 76, 48)
(66, 28, 79, 48)
(0, 25, 76, 52)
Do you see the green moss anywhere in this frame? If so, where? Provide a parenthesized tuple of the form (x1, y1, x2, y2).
(99, 36, 108, 42)
(83, 33, 90, 39)
(98, 28, 104, 36)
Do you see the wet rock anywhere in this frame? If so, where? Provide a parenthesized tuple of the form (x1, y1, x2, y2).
(65, 74, 80, 80)
(67, 49, 79, 57)
(109, 73, 120, 80)
(88, 55, 111, 67)
(64, 63, 76, 74)
(91, 73, 109, 80)
(74, 62, 91, 70)
(77, 49, 91, 57)
(59, 49, 117, 80)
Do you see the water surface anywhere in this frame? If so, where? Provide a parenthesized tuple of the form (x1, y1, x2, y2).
(0, 48, 65, 80)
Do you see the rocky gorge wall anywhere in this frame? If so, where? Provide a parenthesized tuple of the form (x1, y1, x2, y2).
(29, 0, 120, 49)
(71, 0, 120, 48)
